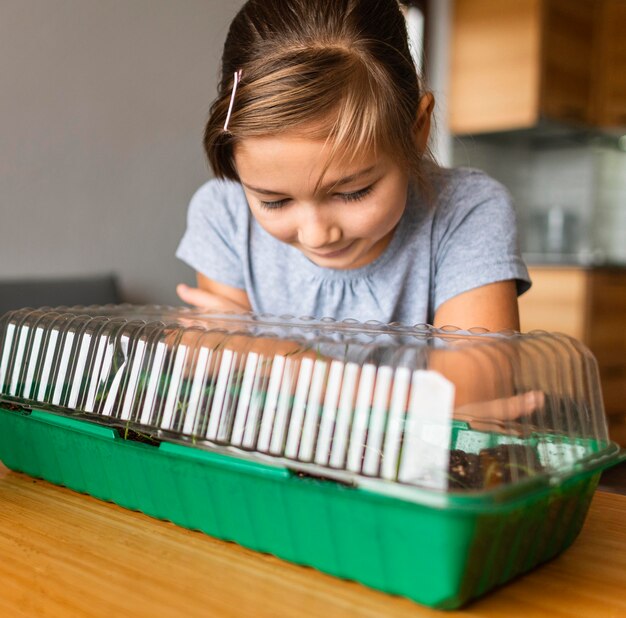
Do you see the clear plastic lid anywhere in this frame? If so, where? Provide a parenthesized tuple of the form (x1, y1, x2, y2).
(0, 306, 619, 496)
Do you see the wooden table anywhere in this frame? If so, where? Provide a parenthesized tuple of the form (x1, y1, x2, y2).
(1, 463, 624, 618)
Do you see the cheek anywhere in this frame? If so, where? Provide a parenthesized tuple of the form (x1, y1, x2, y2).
(378, 184, 408, 228)
(250, 208, 297, 242)
(353, 194, 406, 236)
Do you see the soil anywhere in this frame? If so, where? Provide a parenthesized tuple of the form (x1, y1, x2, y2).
(448, 444, 543, 490)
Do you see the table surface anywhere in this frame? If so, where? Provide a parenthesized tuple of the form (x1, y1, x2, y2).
(1, 462, 624, 618)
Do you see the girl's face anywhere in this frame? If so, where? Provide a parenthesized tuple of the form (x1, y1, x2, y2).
(234, 133, 409, 269)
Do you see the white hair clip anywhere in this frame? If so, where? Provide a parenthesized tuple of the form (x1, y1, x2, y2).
(223, 69, 243, 132)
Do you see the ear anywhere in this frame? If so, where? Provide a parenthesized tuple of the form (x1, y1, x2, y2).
(414, 93, 435, 154)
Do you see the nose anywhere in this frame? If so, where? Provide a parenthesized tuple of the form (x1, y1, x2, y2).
(297, 207, 341, 249)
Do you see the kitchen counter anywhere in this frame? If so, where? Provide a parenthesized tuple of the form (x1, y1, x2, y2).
(1, 462, 625, 618)
(523, 256, 626, 269)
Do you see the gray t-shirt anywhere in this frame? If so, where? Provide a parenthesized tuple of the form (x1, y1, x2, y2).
(176, 166, 530, 324)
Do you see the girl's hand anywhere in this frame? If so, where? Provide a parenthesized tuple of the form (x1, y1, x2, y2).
(176, 283, 250, 313)
(454, 390, 545, 421)
(453, 391, 545, 434)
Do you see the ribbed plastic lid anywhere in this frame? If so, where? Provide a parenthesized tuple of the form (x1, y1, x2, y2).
(0, 306, 617, 494)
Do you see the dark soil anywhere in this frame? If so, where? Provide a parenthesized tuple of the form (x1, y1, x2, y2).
(448, 444, 543, 489)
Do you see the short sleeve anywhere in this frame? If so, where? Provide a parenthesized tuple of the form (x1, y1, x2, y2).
(432, 169, 531, 311)
(176, 179, 248, 289)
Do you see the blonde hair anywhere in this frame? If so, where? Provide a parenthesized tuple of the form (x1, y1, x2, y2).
(204, 0, 430, 186)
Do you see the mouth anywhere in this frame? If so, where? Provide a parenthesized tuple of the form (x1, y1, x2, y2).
(308, 242, 355, 259)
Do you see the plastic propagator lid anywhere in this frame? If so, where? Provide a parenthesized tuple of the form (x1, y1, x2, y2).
(0, 306, 618, 495)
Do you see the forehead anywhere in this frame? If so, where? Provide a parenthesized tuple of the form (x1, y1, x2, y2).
(233, 132, 383, 190)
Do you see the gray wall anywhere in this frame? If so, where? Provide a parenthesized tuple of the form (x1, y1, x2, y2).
(1, 1, 243, 304)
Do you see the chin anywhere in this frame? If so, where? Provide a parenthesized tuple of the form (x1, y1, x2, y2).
(312, 251, 367, 270)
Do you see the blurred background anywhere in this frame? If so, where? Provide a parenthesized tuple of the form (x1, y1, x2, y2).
(1, 0, 625, 441)
(0, 0, 239, 305)
(422, 0, 626, 444)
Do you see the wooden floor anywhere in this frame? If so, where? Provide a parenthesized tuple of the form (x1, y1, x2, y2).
(599, 460, 626, 495)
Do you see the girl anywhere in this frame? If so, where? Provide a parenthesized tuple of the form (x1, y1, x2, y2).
(176, 0, 531, 332)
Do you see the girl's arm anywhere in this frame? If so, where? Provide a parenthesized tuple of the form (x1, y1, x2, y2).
(433, 280, 520, 332)
(176, 273, 252, 312)
(175, 275, 539, 420)
(430, 279, 542, 420)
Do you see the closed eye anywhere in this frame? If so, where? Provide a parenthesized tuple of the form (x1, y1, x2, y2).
(259, 198, 290, 210)
(336, 184, 374, 202)
(258, 182, 375, 209)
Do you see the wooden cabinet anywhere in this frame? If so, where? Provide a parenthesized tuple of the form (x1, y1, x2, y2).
(519, 267, 589, 339)
(449, 0, 626, 134)
(519, 266, 626, 444)
(593, 0, 626, 126)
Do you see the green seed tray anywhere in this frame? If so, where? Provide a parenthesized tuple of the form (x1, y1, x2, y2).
(0, 404, 617, 609)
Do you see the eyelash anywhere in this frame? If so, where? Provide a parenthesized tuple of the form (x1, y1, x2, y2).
(259, 198, 289, 210)
(259, 184, 375, 210)
(339, 185, 374, 202)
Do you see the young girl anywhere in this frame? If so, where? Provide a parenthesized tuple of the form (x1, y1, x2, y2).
(176, 0, 531, 332)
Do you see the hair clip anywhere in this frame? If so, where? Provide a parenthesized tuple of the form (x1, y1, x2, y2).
(223, 69, 243, 132)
